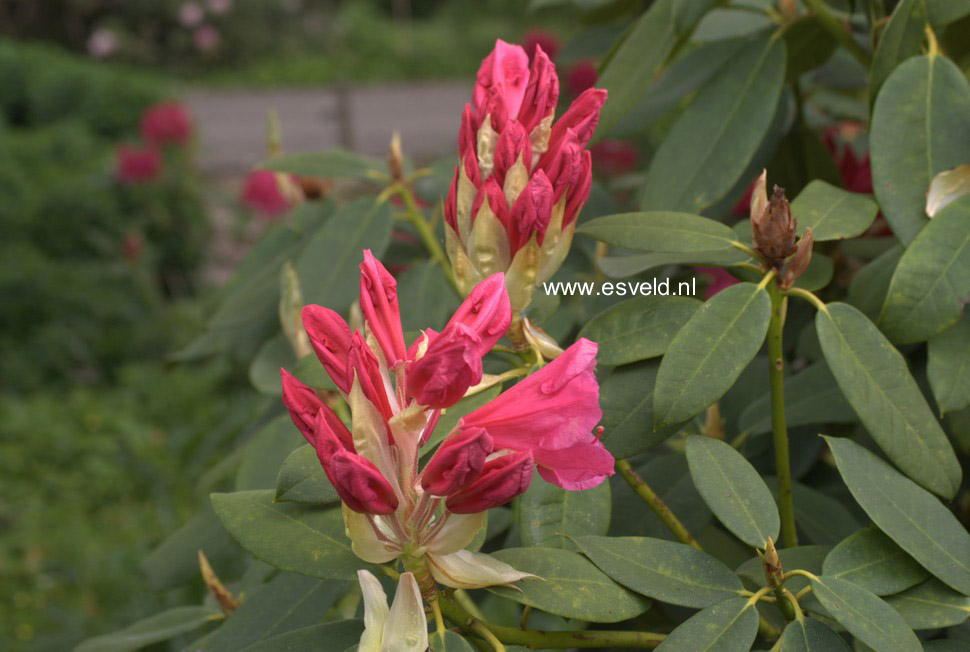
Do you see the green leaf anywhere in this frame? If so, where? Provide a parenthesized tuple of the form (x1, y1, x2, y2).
(75, 606, 221, 652)
(655, 596, 759, 652)
(519, 470, 610, 549)
(599, 361, 680, 458)
(237, 415, 303, 492)
(846, 244, 904, 320)
(788, 482, 861, 547)
(736, 545, 830, 594)
(198, 573, 349, 651)
(211, 490, 367, 581)
(290, 353, 338, 393)
(640, 34, 786, 213)
(783, 16, 838, 80)
(824, 437, 970, 595)
(822, 527, 929, 596)
(879, 196, 970, 344)
(789, 180, 879, 242)
(578, 211, 742, 254)
(261, 149, 383, 180)
(809, 575, 921, 652)
(396, 261, 460, 333)
(597, 250, 748, 278)
(926, 0, 970, 25)
(579, 296, 701, 365)
(886, 578, 970, 629)
(240, 619, 363, 652)
(297, 198, 393, 309)
(575, 535, 745, 608)
(816, 303, 961, 498)
(870, 54, 970, 244)
(685, 435, 780, 547)
(140, 505, 238, 592)
(777, 618, 850, 652)
(928, 314, 970, 415)
(487, 547, 651, 623)
(870, 0, 928, 103)
(791, 252, 833, 292)
(737, 362, 856, 435)
(275, 444, 339, 505)
(595, 0, 678, 137)
(429, 631, 476, 651)
(249, 336, 294, 395)
(654, 283, 771, 428)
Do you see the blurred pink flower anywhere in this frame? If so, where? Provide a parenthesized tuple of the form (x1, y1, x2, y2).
(696, 267, 739, 299)
(207, 0, 233, 15)
(567, 61, 598, 96)
(522, 29, 559, 61)
(193, 25, 221, 52)
(87, 28, 118, 58)
(240, 170, 292, 219)
(122, 232, 144, 261)
(590, 139, 638, 176)
(140, 102, 192, 146)
(116, 145, 162, 184)
(178, 2, 205, 27)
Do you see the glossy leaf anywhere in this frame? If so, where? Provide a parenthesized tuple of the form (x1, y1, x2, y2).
(261, 149, 383, 180)
(777, 618, 850, 652)
(879, 196, 970, 344)
(249, 335, 294, 395)
(846, 245, 904, 320)
(928, 314, 970, 415)
(236, 415, 303, 492)
(396, 261, 461, 333)
(141, 505, 238, 592)
(211, 490, 367, 581)
(685, 435, 780, 547)
(870, 0, 928, 102)
(789, 180, 878, 242)
(809, 575, 921, 652)
(816, 302, 961, 498)
(599, 361, 680, 458)
(240, 619, 363, 652)
(578, 211, 740, 253)
(290, 353, 339, 393)
(487, 547, 650, 623)
(783, 16, 838, 80)
(597, 249, 748, 278)
(870, 54, 970, 244)
(429, 631, 476, 652)
(275, 444, 339, 505)
(822, 527, 929, 596)
(519, 471, 610, 549)
(575, 535, 745, 608)
(824, 437, 970, 595)
(75, 606, 221, 652)
(297, 198, 393, 309)
(654, 597, 758, 652)
(788, 482, 860, 547)
(654, 283, 771, 429)
(579, 296, 701, 365)
(885, 578, 970, 629)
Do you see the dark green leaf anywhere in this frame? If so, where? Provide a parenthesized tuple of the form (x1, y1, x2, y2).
(76, 606, 221, 652)
(396, 261, 460, 333)
(810, 575, 921, 652)
(599, 361, 681, 458)
(578, 211, 741, 254)
(579, 296, 701, 365)
(870, 54, 970, 244)
(777, 618, 850, 652)
(655, 596, 759, 652)
(237, 415, 303, 492)
(816, 303, 961, 498)
(928, 314, 970, 415)
(290, 353, 338, 393)
(789, 180, 879, 242)
(870, 0, 928, 103)
(597, 250, 748, 278)
(879, 196, 970, 344)
(655, 283, 771, 428)
(791, 252, 833, 292)
(487, 547, 650, 623)
(249, 336, 293, 395)
(261, 149, 383, 180)
(141, 505, 238, 592)
(788, 482, 861, 546)
(846, 244, 903, 320)
(640, 35, 786, 213)
(239, 619, 363, 652)
(824, 437, 970, 595)
(822, 527, 929, 595)
(926, 0, 970, 25)
(275, 444, 339, 505)
(211, 490, 367, 581)
(429, 631, 476, 651)
(519, 470, 610, 549)
(686, 435, 780, 547)
(886, 578, 970, 629)
(783, 16, 838, 80)
(575, 535, 745, 608)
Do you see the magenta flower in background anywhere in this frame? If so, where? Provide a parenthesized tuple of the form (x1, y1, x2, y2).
(178, 2, 205, 27)
(590, 139, 638, 176)
(140, 102, 192, 146)
(206, 0, 233, 15)
(566, 60, 598, 96)
(522, 29, 559, 62)
(240, 170, 293, 219)
(87, 28, 118, 59)
(193, 25, 221, 53)
(115, 145, 161, 184)
(696, 267, 740, 299)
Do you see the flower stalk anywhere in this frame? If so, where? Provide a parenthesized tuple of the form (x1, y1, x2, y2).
(615, 460, 702, 551)
(768, 281, 797, 548)
(391, 182, 458, 292)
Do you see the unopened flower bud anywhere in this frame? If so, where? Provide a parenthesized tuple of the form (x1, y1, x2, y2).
(407, 324, 484, 409)
(302, 305, 354, 393)
(752, 185, 797, 267)
(330, 449, 399, 515)
(782, 227, 814, 289)
(421, 426, 494, 495)
(388, 130, 404, 183)
(445, 450, 533, 513)
(348, 333, 394, 420)
(761, 537, 784, 588)
(359, 249, 407, 365)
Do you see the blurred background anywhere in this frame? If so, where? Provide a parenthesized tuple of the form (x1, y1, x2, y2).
(0, 1, 619, 649)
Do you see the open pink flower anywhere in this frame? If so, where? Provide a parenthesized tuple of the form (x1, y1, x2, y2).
(115, 145, 161, 183)
(140, 102, 192, 146)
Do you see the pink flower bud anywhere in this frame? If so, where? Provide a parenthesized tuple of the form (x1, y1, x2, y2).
(545, 88, 607, 156)
(407, 324, 484, 409)
(474, 40, 530, 123)
(445, 450, 533, 514)
(539, 128, 582, 205)
(115, 145, 161, 184)
(493, 121, 532, 187)
(563, 150, 592, 227)
(348, 333, 394, 421)
(444, 166, 460, 232)
(329, 449, 399, 515)
(470, 177, 510, 230)
(421, 426, 494, 496)
(444, 273, 512, 356)
(140, 101, 192, 146)
(518, 46, 560, 134)
(459, 103, 477, 156)
(241, 170, 292, 219)
(509, 170, 554, 251)
(302, 305, 353, 393)
(281, 369, 353, 450)
(359, 250, 407, 365)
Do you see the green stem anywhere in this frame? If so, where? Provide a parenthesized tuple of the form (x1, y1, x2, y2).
(802, 0, 871, 67)
(393, 183, 459, 292)
(438, 596, 664, 649)
(784, 286, 827, 312)
(768, 282, 798, 548)
(616, 460, 703, 551)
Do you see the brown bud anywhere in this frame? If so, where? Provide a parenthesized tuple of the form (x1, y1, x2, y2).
(199, 549, 239, 615)
(752, 185, 797, 267)
(761, 537, 784, 589)
(388, 130, 404, 183)
(782, 227, 814, 289)
(297, 176, 331, 200)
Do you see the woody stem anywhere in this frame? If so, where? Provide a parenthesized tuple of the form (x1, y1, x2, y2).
(392, 183, 459, 293)
(768, 281, 798, 548)
(615, 460, 702, 551)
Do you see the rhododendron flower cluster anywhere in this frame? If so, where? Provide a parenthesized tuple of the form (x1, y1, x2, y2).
(116, 101, 194, 185)
(240, 169, 298, 219)
(115, 145, 162, 184)
(281, 250, 613, 592)
(445, 39, 607, 313)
